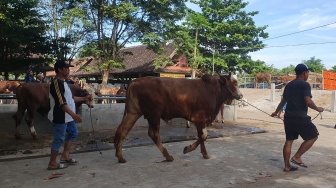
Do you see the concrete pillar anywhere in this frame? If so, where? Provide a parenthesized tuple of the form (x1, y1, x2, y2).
(270, 83, 275, 102)
(233, 99, 237, 120)
(331, 91, 336, 113)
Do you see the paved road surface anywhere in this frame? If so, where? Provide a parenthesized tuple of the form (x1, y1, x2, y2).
(1, 110, 335, 188)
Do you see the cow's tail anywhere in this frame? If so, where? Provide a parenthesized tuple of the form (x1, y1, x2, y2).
(12, 83, 24, 119)
(122, 81, 134, 119)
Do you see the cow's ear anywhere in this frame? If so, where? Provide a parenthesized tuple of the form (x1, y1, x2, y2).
(219, 75, 228, 85)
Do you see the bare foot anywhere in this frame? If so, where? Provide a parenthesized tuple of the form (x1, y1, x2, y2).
(283, 166, 298, 172)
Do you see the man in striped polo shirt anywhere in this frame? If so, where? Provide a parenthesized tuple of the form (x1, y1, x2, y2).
(47, 60, 92, 170)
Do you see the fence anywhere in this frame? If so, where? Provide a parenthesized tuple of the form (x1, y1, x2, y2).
(238, 76, 269, 89)
(239, 74, 324, 90)
(0, 94, 126, 104)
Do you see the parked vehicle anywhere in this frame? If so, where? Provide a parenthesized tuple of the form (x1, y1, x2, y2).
(239, 82, 268, 89)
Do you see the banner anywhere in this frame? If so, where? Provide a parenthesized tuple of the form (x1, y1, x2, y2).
(160, 73, 185, 78)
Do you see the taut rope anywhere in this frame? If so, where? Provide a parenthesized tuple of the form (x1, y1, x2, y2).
(238, 99, 322, 121)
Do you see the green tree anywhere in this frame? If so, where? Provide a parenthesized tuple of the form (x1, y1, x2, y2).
(301, 56, 325, 73)
(153, 0, 268, 77)
(186, 12, 208, 78)
(0, 0, 50, 78)
(39, 0, 93, 62)
(330, 65, 336, 72)
(82, 0, 187, 85)
(192, 0, 268, 74)
(168, 12, 209, 78)
(249, 60, 273, 75)
(279, 65, 296, 75)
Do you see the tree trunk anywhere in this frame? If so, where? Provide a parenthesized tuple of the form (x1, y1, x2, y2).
(192, 69, 196, 79)
(192, 28, 198, 79)
(4, 71, 9, 80)
(101, 70, 109, 87)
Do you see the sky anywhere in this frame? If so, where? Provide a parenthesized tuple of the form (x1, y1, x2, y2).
(241, 0, 336, 70)
(186, 0, 336, 70)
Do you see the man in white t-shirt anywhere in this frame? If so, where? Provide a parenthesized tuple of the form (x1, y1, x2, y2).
(47, 60, 92, 170)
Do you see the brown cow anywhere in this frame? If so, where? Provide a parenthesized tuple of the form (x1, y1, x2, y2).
(279, 76, 296, 85)
(188, 101, 227, 128)
(116, 88, 127, 103)
(96, 87, 120, 104)
(0, 81, 21, 94)
(114, 74, 242, 163)
(13, 83, 94, 139)
(255, 72, 271, 89)
(0, 81, 21, 104)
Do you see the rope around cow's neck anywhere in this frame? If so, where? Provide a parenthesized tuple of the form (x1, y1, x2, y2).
(238, 99, 322, 122)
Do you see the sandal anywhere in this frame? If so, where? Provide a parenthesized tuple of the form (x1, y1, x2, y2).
(60, 158, 79, 164)
(47, 163, 68, 170)
(290, 159, 308, 168)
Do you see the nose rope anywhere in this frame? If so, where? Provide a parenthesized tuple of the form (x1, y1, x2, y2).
(89, 107, 102, 155)
(238, 98, 276, 118)
(238, 99, 322, 121)
(82, 91, 102, 155)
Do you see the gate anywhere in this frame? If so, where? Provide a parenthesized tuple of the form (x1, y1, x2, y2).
(323, 70, 336, 90)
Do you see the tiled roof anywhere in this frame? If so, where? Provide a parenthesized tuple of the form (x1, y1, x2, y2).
(75, 44, 177, 75)
(46, 57, 94, 77)
(47, 44, 192, 77)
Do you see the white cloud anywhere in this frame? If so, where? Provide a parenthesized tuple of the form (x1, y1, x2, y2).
(264, 6, 335, 34)
(245, 0, 336, 70)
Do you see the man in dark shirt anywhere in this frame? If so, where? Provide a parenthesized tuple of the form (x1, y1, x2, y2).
(271, 63, 324, 172)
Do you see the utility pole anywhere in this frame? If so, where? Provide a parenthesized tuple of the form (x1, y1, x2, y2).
(212, 47, 215, 75)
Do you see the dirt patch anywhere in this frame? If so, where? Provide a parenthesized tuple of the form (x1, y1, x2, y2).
(0, 130, 115, 156)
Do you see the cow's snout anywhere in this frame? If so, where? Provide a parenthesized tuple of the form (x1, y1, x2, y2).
(234, 93, 243, 100)
(233, 88, 243, 100)
(85, 94, 95, 108)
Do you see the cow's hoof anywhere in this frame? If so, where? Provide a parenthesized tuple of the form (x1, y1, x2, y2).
(221, 119, 224, 123)
(334, 125, 336, 129)
(183, 145, 192, 154)
(202, 154, 210, 159)
(31, 134, 38, 140)
(166, 155, 174, 162)
(118, 158, 127, 163)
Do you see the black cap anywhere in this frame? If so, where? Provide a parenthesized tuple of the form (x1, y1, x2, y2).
(54, 60, 74, 72)
(295, 63, 312, 75)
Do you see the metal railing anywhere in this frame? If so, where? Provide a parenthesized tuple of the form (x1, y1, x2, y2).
(95, 94, 126, 100)
(0, 94, 126, 103)
(0, 94, 17, 99)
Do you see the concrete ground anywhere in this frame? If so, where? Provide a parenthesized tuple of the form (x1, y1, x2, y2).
(1, 112, 336, 188)
(1, 88, 336, 188)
